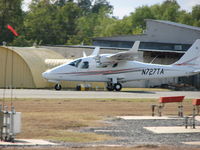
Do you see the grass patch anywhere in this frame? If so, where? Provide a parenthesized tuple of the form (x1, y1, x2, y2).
(4, 97, 194, 143)
(47, 130, 112, 143)
(0, 97, 159, 102)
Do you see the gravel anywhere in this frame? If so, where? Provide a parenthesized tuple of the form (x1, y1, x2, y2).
(63, 117, 200, 147)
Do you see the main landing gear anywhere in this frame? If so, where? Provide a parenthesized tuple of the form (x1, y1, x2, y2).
(107, 82, 122, 91)
(55, 83, 62, 90)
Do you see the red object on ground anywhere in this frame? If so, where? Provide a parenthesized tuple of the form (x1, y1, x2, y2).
(7, 25, 19, 36)
(159, 96, 185, 103)
(192, 99, 200, 105)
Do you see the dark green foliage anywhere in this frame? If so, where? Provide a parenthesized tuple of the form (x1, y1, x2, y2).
(0, 0, 23, 44)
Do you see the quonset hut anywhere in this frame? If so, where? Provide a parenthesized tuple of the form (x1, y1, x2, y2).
(0, 46, 65, 88)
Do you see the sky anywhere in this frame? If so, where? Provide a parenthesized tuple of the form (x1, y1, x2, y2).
(23, 0, 200, 19)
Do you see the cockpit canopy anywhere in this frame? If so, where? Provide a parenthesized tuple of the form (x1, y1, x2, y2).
(69, 59, 89, 69)
(69, 59, 82, 67)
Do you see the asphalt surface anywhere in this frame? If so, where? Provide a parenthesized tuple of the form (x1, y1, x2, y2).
(0, 89, 200, 99)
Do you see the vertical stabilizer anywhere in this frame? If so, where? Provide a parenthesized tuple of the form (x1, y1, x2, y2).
(91, 47, 100, 56)
(130, 41, 140, 52)
(174, 39, 200, 68)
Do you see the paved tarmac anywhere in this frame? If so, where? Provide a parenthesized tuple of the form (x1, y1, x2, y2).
(0, 89, 200, 99)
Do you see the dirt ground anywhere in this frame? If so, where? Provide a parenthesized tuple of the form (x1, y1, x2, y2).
(3, 145, 200, 150)
(0, 98, 198, 150)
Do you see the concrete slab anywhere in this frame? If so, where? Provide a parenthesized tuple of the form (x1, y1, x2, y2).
(0, 139, 59, 146)
(144, 126, 200, 134)
(94, 130, 126, 133)
(195, 116, 200, 122)
(183, 141, 200, 145)
(117, 116, 182, 120)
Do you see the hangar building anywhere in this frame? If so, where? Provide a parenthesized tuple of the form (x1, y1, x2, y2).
(93, 19, 200, 89)
(0, 46, 66, 88)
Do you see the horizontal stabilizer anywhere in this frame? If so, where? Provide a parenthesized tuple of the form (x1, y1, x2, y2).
(174, 39, 200, 66)
(193, 70, 200, 73)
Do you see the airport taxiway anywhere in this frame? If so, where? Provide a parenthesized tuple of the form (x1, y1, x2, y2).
(0, 89, 200, 99)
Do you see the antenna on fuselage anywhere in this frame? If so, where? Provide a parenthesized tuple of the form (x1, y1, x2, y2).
(150, 55, 159, 64)
(83, 51, 87, 57)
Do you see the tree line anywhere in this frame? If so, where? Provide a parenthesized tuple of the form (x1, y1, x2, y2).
(0, 0, 200, 46)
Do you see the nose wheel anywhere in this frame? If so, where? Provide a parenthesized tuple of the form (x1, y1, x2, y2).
(55, 84, 62, 90)
(107, 83, 122, 91)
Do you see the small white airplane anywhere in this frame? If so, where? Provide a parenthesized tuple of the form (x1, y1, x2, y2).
(42, 39, 200, 91)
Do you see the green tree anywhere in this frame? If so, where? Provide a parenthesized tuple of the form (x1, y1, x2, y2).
(0, 0, 23, 44)
(24, 0, 81, 45)
(92, 0, 113, 14)
(67, 1, 113, 44)
(130, 6, 155, 29)
(178, 10, 193, 26)
(77, 0, 92, 14)
(24, 0, 59, 44)
(160, 0, 180, 21)
(192, 5, 200, 27)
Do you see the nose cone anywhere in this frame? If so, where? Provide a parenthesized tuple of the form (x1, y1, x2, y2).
(42, 71, 49, 79)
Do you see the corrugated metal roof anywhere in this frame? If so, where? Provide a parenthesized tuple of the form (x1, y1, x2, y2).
(147, 19, 200, 31)
(93, 34, 148, 41)
(93, 19, 200, 44)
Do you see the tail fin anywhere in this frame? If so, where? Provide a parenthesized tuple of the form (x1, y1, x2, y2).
(130, 41, 140, 52)
(174, 39, 200, 68)
(91, 47, 100, 56)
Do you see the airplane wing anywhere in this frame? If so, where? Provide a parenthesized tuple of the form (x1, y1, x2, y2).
(99, 41, 140, 64)
(107, 41, 140, 61)
(193, 69, 200, 73)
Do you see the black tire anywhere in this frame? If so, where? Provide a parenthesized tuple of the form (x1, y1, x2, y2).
(114, 83, 122, 91)
(55, 84, 62, 90)
(106, 83, 114, 91)
(107, 86, 114, 91)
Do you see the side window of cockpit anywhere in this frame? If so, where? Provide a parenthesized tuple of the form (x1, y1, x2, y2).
(112, 63, 118, 68)
(69, 59, 82, 67)
(81, 61, 89, 69)
(75, 59, 82, 67)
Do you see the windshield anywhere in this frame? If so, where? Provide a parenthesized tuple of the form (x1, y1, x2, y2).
(69, 59, 82, 67)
